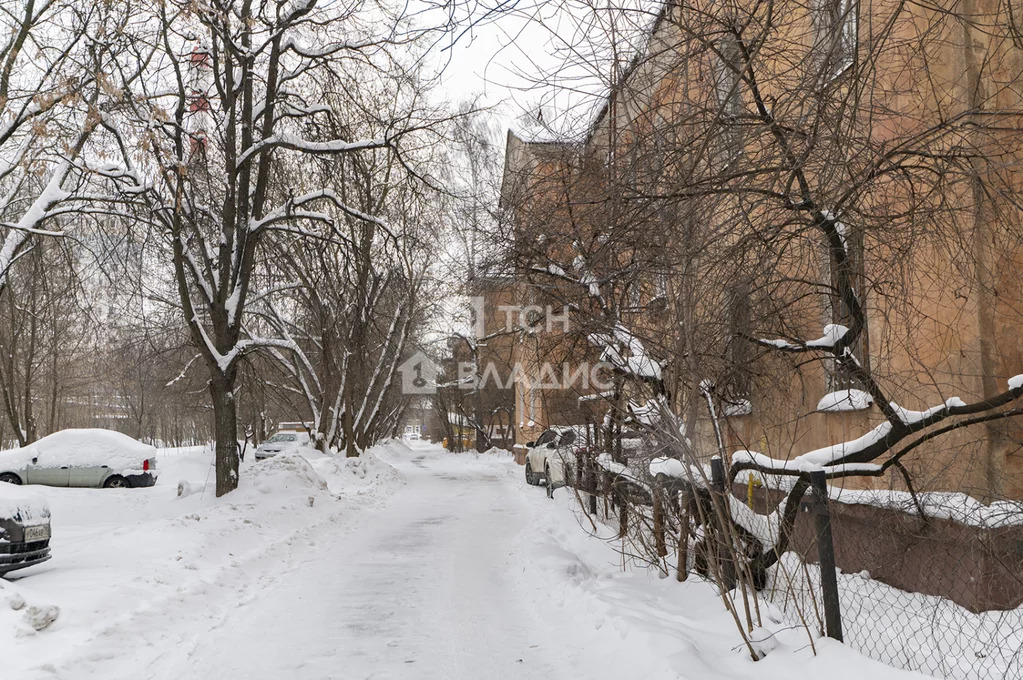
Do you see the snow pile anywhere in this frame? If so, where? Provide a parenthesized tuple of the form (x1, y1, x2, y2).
(0, 581, 60, 638)
(0, 441, 406, 678)
(0, 484, 49, 528)
(244, 451, 328, 497)
(298, 447, 405, 494)
(817, 389, 873, 412)
(0, 428, 155, 472)
(478, 447, 514, 459)
(512, 474, 929, 680)
(767, 552, 1021, 680)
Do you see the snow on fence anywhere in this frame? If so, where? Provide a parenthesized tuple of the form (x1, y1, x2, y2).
(755, 484, 1023, 680)
(767, 553, 1023, 680)
(569, 449, 1023, 679)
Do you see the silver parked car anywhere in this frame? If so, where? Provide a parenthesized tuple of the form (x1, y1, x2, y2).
(254, 431, 310, 461)
(0, 429, 158, 489)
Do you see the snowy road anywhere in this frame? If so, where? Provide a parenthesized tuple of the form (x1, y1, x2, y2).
(155, 446, 581, 680)
(4, 441, 929, 680)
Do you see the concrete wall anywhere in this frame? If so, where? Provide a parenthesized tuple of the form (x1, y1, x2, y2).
(744, 485, 1023, 612)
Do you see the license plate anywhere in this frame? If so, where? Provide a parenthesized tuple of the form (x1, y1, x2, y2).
(24, 525, 49, 541)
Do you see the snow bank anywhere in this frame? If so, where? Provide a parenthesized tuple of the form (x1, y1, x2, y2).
(243, 452, 328, 498)
(478, 446, 514, 459)
(768, 552, 1020, 680)
(0, 441, 405, 678)
(512, 474, 928, 680)
(297, 447, 405, 494)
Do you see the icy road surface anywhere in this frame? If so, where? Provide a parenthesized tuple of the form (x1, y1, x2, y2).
(159, 446, 588, 680)
(3, 441, 928, 680)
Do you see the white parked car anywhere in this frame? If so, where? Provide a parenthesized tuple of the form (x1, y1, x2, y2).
(524, 427, 582, 493)
(0, 428, 158, 489)
(254, 431, 310, 461)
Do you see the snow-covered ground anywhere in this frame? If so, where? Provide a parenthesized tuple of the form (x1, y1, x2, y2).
(767, 552, 1023, 680)
(1, 440, 928, 679)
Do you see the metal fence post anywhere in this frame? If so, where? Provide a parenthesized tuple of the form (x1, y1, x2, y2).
(809, 469, 843, 642)
(710, 456, 725, 492)
(585, 451, 597, 515)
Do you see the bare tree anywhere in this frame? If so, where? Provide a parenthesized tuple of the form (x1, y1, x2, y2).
(100, 0, 450, 494)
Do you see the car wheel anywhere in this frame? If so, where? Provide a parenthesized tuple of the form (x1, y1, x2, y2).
(0, 473, 21, 485)
(525, 461, 536, 485)
(103, 475, 128, 489)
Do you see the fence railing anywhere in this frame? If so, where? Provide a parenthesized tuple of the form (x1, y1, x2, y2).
(565, 449, 1023, 679)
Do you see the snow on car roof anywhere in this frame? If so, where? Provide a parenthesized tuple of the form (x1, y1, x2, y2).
(0, 428, 155, 470)
(0, 483, 50, 526)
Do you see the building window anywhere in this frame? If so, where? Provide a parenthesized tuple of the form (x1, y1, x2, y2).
(527, 380, 538, 426)
(814, 0, 857, 79)
(723, 281, 752, 406)
(711, 34, 743, 164)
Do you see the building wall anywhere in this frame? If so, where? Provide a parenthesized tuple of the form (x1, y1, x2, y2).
(501, 0, 1023, 498)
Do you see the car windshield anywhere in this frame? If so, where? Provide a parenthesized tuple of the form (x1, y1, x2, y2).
(267, 433, 298, 443)
(557, 430, 576, 446)
(535, 430, 557, 445)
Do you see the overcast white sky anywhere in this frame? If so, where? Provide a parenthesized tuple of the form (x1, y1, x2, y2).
(416, 0, 659, 140)
(425, 5, 568, 134)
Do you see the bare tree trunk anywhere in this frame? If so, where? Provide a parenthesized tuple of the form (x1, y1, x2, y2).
(210, 378, 239, 496)
(342, 377, 358, 458)
(473, 379, 487, 452)
(22, 275, 37, 443)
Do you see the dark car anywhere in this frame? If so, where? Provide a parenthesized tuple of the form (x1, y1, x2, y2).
(0, 485, 52, 575)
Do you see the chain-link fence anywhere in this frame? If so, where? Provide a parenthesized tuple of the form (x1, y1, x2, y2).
(761, 492, 1023, 680)
(573, 452, 1023, 679)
